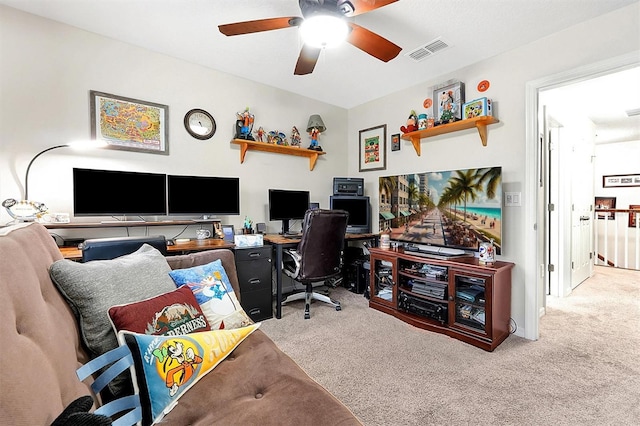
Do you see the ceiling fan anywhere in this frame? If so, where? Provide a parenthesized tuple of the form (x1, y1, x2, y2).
(218, 0, 402, 75)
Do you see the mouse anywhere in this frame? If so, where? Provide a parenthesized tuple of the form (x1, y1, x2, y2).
(77, 242, 84, 250)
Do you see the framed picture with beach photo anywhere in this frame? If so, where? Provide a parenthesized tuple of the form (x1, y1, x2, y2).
(379, 166, 503, 255)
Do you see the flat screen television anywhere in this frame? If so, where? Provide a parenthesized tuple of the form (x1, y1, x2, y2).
(379, 166, 502, 254)
(268, 189, 310, 235)
(167, 175, 240, 216)
(73, 168, 167, 216)
(330, 195, 371, 234)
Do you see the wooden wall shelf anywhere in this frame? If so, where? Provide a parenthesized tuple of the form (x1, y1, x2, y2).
(231, 139, 325, 171)
(400, 116, 500, 156)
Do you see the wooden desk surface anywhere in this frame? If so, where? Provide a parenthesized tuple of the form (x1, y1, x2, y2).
(263, 233, 378, 245)
(58, 238, 234, 261)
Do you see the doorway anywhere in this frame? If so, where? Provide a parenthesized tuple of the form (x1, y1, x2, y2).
(524, 52, 640, 341)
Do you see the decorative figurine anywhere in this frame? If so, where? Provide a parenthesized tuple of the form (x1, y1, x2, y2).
(268, 130, 286, 145)
(235, 107, 255, 140)
(254, 126, 265, 142)
(400, 110, 418, 133)
(290, 126, 301, 147)
(306, 114, 326, 151)
(438, 90, 457, 123)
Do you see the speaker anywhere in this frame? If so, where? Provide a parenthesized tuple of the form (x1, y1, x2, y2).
(256, 222, 266, 234)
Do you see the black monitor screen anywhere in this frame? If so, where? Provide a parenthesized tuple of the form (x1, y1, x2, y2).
(73, 168, 167, 216)
(330, 196, 371, 233)
(268, 189, 310, 221)
(167, 175, 240, 215)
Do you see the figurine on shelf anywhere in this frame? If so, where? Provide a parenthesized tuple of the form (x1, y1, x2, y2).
(243, 216, 254, 234)
(306, 114, 326, 151)
(268, 130, 286, 145)
(235, 107, 255, 140)
(400, 110, 418, 133)
(438, 90, 457, 123)
(254, 126, 266, 142)
(290, 126, 301, 147)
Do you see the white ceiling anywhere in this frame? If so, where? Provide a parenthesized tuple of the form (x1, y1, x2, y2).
(2, 0, 639, 143)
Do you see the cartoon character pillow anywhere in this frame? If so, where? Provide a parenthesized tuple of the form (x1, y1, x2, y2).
(168, 260, 253, 330)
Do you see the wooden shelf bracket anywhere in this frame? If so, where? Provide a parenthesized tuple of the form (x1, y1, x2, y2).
(231, 139, 325, 171)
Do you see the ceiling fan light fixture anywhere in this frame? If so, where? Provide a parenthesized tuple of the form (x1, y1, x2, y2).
(299, 15, 348, 48)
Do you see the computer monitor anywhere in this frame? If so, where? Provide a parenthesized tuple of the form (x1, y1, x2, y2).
(167, 175, 240, 216)
(268, 189, 310, 235)
(73, 168, 167, 217)
(330, 195, 371, 234)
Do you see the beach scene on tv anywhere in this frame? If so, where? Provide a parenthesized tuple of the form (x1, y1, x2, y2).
(379, 167, 502, 254)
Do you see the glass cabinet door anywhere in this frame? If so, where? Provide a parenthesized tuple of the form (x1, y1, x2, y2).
(371, 257, 396, 307)
(453, 272, 489, 335)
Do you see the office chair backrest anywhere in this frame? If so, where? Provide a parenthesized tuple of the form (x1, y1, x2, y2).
(82, 235, 167, 262)
(297, 209, 349, 281)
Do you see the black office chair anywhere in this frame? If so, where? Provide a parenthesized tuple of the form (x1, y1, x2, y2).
(82, 235, 167, 262)
(281, 209, 349, 319)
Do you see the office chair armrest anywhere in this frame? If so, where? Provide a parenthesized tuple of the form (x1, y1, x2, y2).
(282, 249, 301, 279)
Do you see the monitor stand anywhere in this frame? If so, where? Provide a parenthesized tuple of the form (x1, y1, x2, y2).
(280, 219, 291, 235)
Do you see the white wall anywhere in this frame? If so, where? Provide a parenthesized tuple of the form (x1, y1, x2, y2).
(0, 5, 348, 238)
(347, 3, 640, 337)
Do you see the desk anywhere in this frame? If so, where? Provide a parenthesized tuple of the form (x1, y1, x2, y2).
(58, 238, 234, 261)
(263, 233, 378, 319)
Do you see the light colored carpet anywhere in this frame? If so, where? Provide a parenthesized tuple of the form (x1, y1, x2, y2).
(259, 266, 640, 425)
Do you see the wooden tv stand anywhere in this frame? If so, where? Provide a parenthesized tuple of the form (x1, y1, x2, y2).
(369, 247, 514, 351)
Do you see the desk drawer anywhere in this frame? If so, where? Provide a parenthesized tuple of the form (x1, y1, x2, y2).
(235, 246, 271, 262)
(241, 288, 273, 322)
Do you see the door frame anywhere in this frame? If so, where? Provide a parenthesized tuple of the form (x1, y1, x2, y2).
(524, 52, 639, 341)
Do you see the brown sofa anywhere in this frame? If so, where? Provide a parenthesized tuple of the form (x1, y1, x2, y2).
(0, 222, 362, 425)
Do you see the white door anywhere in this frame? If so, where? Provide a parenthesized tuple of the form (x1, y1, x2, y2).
(570, 136, 594, 289)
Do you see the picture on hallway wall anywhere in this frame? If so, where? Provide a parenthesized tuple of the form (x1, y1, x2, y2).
(595, 196, 616, 220)
(359, 124, 387, 172)
(379, 166, 503, 254)
(90, 90, 169, 155)
(628, 205, 640, 228)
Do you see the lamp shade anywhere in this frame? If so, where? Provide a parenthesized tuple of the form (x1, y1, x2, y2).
(306, 114, 326, 133)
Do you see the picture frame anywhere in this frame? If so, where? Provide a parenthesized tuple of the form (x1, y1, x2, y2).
(359, 124, 387, 172)
(433, 81, 465, 122)
(602, 173, 640, 188)
(221, 225, 235, 242)
(595, 196, 616, 220)
(628, 205, 640, 228)
(90, 90, 169, 155)
(391, 133, 401, 152)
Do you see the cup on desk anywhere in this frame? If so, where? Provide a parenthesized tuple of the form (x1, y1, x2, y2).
(195, 229, 211, 240)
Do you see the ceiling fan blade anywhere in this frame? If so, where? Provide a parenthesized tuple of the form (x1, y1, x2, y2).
(346, 22, 401, 62)
(219, 17, 302, 36)
(341, 0, 398, 17)
(294, 44, 321, 75)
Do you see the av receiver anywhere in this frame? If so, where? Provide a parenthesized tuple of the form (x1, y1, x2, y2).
(398, 291, 447, 323)
(333, 177, 364, 196)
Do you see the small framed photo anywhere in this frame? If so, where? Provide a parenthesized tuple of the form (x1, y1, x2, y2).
(90, 90, 169, 154)
(433, 81, 465, 122)
(462, 97, 492, 119)
(391, 133, 401, 152)
(595, 196, 616, 220)
(602, 174, 640, 188)
(359, 124, 387, 172)
(222, 225, 235, 242)
(629, 205, 640, 228)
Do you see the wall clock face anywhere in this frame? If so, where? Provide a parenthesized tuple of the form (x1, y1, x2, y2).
(184, 109, 216, 140)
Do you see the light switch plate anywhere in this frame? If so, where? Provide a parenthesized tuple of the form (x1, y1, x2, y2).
(505, 192, 522, 207)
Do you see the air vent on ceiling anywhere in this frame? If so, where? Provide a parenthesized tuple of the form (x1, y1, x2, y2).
(405, 37, 451, 62)
(625, 107, 640, 117)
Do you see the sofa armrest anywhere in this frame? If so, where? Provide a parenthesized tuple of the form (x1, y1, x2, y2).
(165, 249, 242, 300)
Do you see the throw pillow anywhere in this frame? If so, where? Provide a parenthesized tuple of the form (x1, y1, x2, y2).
(49, 244, 178, 398)
(108, 286, 210, 336)
(168, 259, 253, 330)
(119, 324, 260, 425)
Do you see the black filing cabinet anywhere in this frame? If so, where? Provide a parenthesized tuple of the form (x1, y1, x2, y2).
(234, 246, 273, 321)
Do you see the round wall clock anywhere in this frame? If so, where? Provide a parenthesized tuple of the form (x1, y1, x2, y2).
(184, 109, 216, 140)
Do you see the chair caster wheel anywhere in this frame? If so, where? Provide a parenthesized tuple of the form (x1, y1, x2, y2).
(335, 305, 341, 311)
(304, 312, 310, 319)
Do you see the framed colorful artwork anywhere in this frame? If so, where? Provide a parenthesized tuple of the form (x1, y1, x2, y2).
(391, 133, 401, 152)
(433, 81, 464, 122)
(90, 90, 169, 154)
(359, 124, 387, 172)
